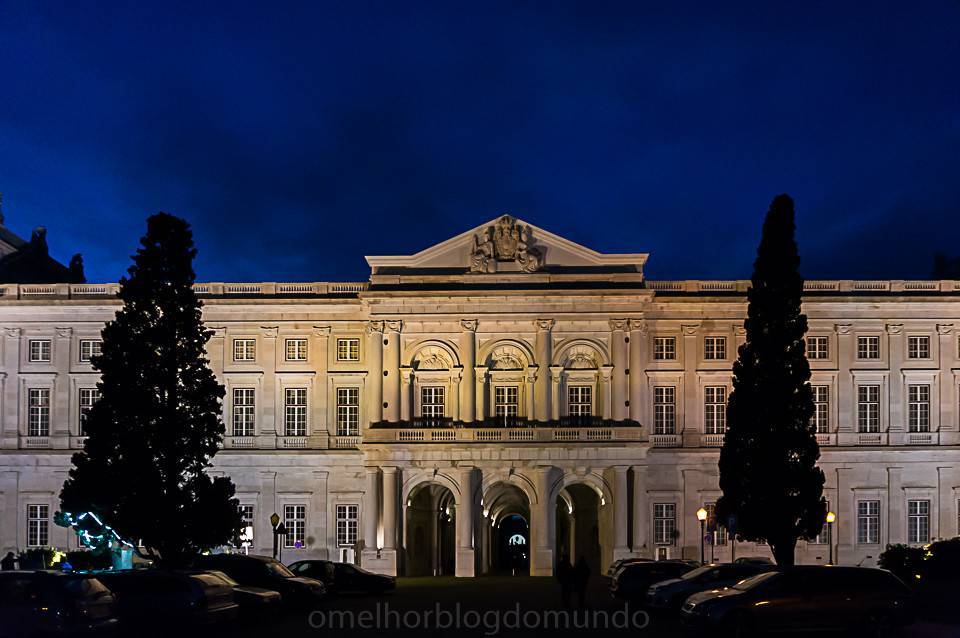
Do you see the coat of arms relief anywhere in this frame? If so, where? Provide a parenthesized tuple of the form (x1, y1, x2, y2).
(469, 215, 544, 273)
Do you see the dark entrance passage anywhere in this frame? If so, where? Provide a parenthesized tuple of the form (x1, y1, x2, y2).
(556, 484, 602, 573)
(492, 514, 529, 574)
(404, 483, 456, 576)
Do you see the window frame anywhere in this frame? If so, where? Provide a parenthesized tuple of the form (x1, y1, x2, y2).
(232, 387, 256, 436)
(856, 385, 880, 433)
(335, 387, 360, 436)
(653, 502, 676, 545)
(233, 338, 257, 362)
(567, 385, 593, 417)
(78, 387, 101, 436)
(284, 387, 308, 436)
(703, 336, 726, 361)
(907, 335, 930, 360)
(653, 337, 676, 361)
(907, 384, 930, 433)
(806, 336, 829, 360)
(336, 504, 359, 547)
(27, 504, 49, 548)
(811, 385, 830, 433)
(79, 339, 102, 363)
(857, 500, 880, 545)
(494, 385, 520, 419)
(420, 386, 446, 420)
(28, 339, 52, 363)
(283, 504, 307, 549)
(27, 388, 51, 437)
(907, 499, 930, 544)
(285, 338, 308, 362)
(703, 386, 726, 434)
(856, 335, 880, 360)
(653, 386, 676, 435)
(336, 338, 361, 362)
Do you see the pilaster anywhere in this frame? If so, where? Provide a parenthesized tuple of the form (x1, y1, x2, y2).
(460, 320, 478, 423)
(365, 321, 384, 424)
(534, 319, 554, 421)
(382, 321, 402, 422)
(628, 319, 647, 423)
(610, 319, 628, 421)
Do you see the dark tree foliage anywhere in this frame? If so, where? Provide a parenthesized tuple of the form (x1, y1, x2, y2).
(60, 213, 242, 567)
(716, 195, 826, 566)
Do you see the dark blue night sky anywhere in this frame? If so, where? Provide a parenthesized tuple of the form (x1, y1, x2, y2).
(1, 2, 958, 283)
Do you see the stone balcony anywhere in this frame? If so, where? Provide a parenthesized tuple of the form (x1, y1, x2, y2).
(365, 417, 644, 444)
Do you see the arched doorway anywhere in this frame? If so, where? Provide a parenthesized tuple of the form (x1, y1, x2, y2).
(556, 484, 604, 574)
(404, 483, 456, 576)
(481, 482, 532, 575)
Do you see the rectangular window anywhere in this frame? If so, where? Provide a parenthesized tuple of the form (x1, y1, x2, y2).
(239, 504, 255, 544)
(420, 386, 445, 422)
(336, 387, 359, 436)
(567, 385, 593, 417)
(27, 504, 49, 547)
(857, 385, 880, 433)
(907, 336, 930, 360)
(494, 386, 519, 420)
(79, 388, 101, 436)
(704, 386, 726, 434)
(705, 502, 727, 546)
(336, 338, 360, 362)
(336, 504, 359, 547)
(28, 339, 51, 363)
(232, 388, 256, 436)
(283, 505, 306, 549)
(285, 338, 308, 361)
(908, 384, 930, 432)
(653, 337, 676, 361)
(806, 336, 829, 360)
(233, 339, 256, 362)
(704, 337, 726, 360)
(857, 500, 880, 545)
(812, 385, 830, 433)
(28, 389, 51, 437)
(653, 503, 676, 545)
(284, 388, 307, 436)
(653, 386, 676, 435)
(907, 499, 930, 544)
(857, 336, 880, 360)
(79, 339, 102, 362)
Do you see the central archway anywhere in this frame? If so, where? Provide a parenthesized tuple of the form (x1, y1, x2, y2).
(556, 484, 605, 574)
(481, 481, 532, 575)
(404, 483, 456, 576)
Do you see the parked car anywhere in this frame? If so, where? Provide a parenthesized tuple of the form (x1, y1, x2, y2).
(288, 560, 396, 594)
(203, 569, 283, 613)
(0, 570, 119, 637)
(645, 562, 776, 611)
(733, 556, 773, 565)
(606, 557, 652, 577)
(610, 560, 699, 600)
(98, 569, 238, 627)
(681, 566, 912, 635)
(193, 554, 326, 607)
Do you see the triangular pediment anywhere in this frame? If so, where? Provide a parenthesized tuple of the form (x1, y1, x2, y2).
(366, 215, 647, 280)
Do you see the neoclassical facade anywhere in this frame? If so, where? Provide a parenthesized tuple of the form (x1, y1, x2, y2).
(1, 215, 959, 576)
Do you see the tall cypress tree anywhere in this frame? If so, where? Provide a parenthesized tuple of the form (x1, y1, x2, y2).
(716, 195, 826, 566)
(61, 213, 242, 566)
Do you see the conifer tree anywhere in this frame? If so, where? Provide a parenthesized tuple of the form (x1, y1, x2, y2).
(61, 213, 242, 566)
(716, 195, 826, 566)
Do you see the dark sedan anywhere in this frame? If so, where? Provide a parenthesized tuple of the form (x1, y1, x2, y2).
(610, 560, 699, 600)
(193, 553, 326, 607)
(681, 566, 912, 635)
(288, 560, 395, 594)
(645, 562, 776, 612)
(1, 571, 119, 637)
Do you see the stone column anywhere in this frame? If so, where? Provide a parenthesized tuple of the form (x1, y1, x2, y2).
(534, 319, 554, 421)
(549, 366, 564, 420)
(836, 324, 854, 444)
(261, 326, 279, 445)
(531, 465, 556, 576)
(628, 319, 647, 423)
(456, 466, 476, 576)
(681, 324, 700, 446)
(937, 324, 956, 444)
(1, 329, 19, 448)
(474, 367, 488, 421)
(613, 465, 630, 559)
(366, 322, 384, 424)
(361, 467, 382, 570)
(399, 368, 413, 421)
(632, 465, 649, 556)
(525, 368, 537, 421)
(600, 366, 613, 420)
(383, 321, 402, 422)
(380, 466, 399, 575)
(610, 319, 628, 421)
(886, 324, 904, 445)
(460, 320, 478, 422)
(450, 369, 462, 420)
(52, 327, 72, 447)
(312, 326, 331, 445)
(887, 467, 904, 545)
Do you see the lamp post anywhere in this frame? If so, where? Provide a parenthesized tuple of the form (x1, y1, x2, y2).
(696, 507, 708, 564)
(826, 511, 836, 565)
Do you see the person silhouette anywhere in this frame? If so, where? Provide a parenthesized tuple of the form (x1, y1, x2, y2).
(557, 554, 573, 608)
(1, 551, 17, 570)
(573, 555, 591, 609)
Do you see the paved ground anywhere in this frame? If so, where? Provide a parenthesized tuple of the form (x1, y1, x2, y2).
(210, 575, 675, 638)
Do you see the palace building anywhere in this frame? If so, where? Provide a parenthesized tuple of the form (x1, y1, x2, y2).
(1, 214, 959, 576)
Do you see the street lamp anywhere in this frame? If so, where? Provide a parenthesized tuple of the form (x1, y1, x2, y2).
(826, 511, 836, 565)
(696, 507, 708, 564)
